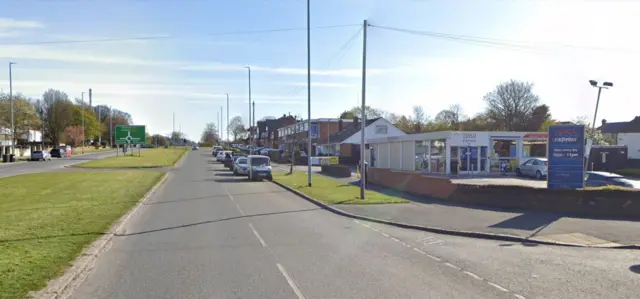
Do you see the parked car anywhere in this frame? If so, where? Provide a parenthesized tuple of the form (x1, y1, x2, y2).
(226, 155, 245, 170)
(50, 148, 64, 158)
(212, 146, 223, 156)
(584, 171, 639, 188)
(222, 152, 235, 169)
(31, 150, 52, 161)
(247, 155, 273, 181)
(516, 158, 547, 180)
(192, 145, 199, 150)
(233, 157, 249, 176)
(216, 151, 229, 162)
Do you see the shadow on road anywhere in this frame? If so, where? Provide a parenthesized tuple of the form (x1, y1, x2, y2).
(115, 208, 321, 236)
(489, 213, 562, 231)
(214, 172, 235, 177)
(213, 178, 252, 183)
(629, 265, 640, 274)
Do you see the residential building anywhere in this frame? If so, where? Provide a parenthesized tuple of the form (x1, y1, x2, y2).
(598, 117, 640, 159)
(256, 114, 297, 149)
(318, 117, 406, 159)
(277, 118, 353, 154)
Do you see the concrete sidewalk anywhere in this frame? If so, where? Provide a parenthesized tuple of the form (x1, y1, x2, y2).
(333, 181, 640, 247)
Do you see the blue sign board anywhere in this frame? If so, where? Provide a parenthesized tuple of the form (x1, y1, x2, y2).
(310, 124, 318, 138)
(547, 125, 585, 190)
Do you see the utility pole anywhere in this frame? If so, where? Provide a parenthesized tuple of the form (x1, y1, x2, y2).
(220, 106, 223, 143)
(98, 107, 102, 144)
(109, 106, 113, 147)
(252, 101, 256, 147)
(9, 62, 16, 157)
(245, 66, 252, 149)
(306, 0, 312, 187)
(81, 92, 85, 154)
(226, 93, 229, 142)
(172, 112, 175, 146)
(217, 111, 220, 143)
(360, 19, 368, 200)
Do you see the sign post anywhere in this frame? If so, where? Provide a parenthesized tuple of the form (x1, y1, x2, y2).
(115, 125, 146, 157)
(547, 125, 585, 190)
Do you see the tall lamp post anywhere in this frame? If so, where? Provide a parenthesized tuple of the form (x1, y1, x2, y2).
(306, 0, 312, 187)
(9, 62, 16, 157)
(589, 80, 613, 130)
(226, 93, 229, 142)
(81, 91, 85, 154)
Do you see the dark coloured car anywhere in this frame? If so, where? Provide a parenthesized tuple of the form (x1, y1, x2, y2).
(50, 148, 64, 158)
(584, 171, 639, 188)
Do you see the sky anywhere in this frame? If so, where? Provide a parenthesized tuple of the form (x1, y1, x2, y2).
(1, 0, 639, 140)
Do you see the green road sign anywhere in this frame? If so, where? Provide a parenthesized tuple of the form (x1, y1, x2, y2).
(115, 125, 146, 145)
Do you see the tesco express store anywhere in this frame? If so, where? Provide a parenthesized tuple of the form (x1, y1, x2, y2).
(366, 131, 548, 175)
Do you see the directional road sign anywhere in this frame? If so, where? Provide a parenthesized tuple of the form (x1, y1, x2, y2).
(115, 125, 146, 145)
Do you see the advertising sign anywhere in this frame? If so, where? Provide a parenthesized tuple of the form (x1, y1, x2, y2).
(547, 125, 585, 190)
(310, 124, 318, 139)
(115, 125, 146, 145)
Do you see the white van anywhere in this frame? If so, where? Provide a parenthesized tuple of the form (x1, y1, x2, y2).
(247, 155, 273, 181)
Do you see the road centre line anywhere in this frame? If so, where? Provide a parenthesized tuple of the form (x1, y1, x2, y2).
(249, 223, 267, 247)
(276, 263, 307, 299)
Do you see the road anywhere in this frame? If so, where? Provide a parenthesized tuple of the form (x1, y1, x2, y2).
(0, 150, 123, 178)
(66, 150, 640, 299)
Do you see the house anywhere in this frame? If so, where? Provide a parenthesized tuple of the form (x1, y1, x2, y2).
(318, 117, 406, 160)
(256, 114, 297, 149)
(277, 118, 354, 154)
(598, 117, 640, 159)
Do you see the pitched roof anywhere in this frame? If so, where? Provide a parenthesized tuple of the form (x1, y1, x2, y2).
(599, 121, 631, 133)
(327, 117, 382, 144)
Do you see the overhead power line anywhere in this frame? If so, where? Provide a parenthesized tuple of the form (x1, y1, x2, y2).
(0, 24, 360, 46)
(370, 24, 640, 54)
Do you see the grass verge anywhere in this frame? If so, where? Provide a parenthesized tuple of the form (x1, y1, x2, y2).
(273, 171, 408, 205)
(70, 147, 113, 155)
(75, 147, 187, 168)
(0, 171, 164, 299)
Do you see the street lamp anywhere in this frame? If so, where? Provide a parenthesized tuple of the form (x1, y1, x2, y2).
(589, 80, 614, 130)
(81, 91, 85, 154)
(9, 62, 16, 157)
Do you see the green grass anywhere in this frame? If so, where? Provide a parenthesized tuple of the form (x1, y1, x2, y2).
(273, 171, 409, 205)
(75, 147, 187, 168)
(0, 171, 164, 299)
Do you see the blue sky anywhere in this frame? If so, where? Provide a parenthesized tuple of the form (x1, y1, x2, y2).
(1, 0, 639, 140)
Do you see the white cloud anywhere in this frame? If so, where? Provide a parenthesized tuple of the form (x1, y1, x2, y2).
(0, 18, 44, 30)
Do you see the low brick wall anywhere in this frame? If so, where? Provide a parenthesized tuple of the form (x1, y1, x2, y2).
(321, 165, 351, 178)
(368, 168, 640, 218)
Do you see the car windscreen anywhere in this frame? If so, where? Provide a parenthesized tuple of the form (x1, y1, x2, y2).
(251, 157, 270, 166)
(237, 159, 247, 165)
(33, 151, 42, 154)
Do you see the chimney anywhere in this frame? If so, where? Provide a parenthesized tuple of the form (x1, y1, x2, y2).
(601, 119, 607, 127)
(338, 119, 344, 131)
(353, 116, 360, 129)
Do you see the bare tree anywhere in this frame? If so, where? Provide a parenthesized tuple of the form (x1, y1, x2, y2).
(229, 116, 246, 141)
(36, 89, 74, 146)
(484, 80, 540, 131)
(435, 104, 466, 130)
(411, 106, 427, 133)
(200, 122, 219, 146)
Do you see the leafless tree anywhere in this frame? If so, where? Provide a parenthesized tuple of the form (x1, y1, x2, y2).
(435, 104, 467, 130)
(484, 80, 540, 131)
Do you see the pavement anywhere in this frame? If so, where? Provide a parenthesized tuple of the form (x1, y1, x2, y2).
(57, 150, 640, 299)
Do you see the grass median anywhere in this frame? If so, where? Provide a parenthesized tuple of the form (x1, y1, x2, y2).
(0, 171, 164, 299)
(273, 171, 408, 205)
(75, 147, 187, 168)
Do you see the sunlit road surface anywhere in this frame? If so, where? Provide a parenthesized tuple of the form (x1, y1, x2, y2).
(67, 150, 640, 299)
(0, 150, 120, 178)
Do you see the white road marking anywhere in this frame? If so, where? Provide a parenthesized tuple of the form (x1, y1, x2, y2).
(402, 243, 412, 248)
(425, 240, 444, 245)
(380, 232, 390, 237)
(413, 248, 426, 254)
(390, 237, 400, 242)
(249, 223, 267, 247)
(488, 282, 509, 292)
(371, 228, 380, 232)
(276, 263, 307, 299)
(444, 262, 461, 270)
(235, 202, 246, 216)
(463, 271, 483, 280)
(513, 294, 526, 299)
(426, 254, 441, 261)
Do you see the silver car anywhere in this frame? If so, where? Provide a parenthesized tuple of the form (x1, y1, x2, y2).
(233, 157, 249, 176)
(31, 150, 52, 161)
(516, 158, 547, 180)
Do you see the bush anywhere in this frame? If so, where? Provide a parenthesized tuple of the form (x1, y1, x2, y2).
(321, 164, 352, 178)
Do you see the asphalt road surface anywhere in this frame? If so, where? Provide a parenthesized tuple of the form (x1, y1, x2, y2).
(66, 150, 640, 299)
(0, 150, 124, 178)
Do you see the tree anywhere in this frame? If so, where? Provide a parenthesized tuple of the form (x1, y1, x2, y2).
(393, 115, 413, 133)
(0, 93, 41, 144)
(70, 104, 101, 141)
(229, 116, 246, 141)
(435, 104, 466, 130)
(63, 126, 84, 147)
(150, 134, 168, 146)
(339, 105, 383, 120)
(37, 89, 74, 146)
(170, 131, 185, 145)
(410, 106, 427, 133)
(483, 80, 541, 131)
(572, 116, 615, 145)
(200, 122, 219, 146)
(525, 104, 552, 131)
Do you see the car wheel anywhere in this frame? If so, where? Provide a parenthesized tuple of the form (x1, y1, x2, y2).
(536, 170, 542, 180)
(515, 168, 522, 176)
(267, 176, 273, 181)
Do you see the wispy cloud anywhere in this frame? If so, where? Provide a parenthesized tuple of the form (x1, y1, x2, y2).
(0, 18, 44, 30)
(276, 81, 359, 88)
